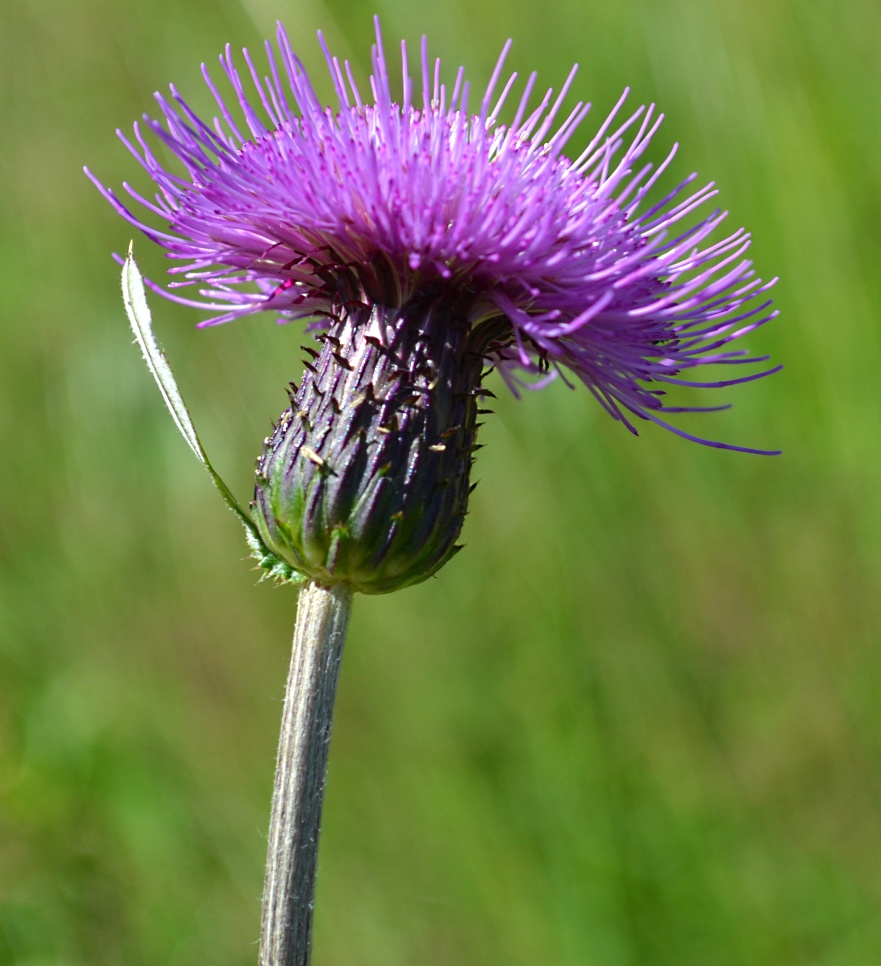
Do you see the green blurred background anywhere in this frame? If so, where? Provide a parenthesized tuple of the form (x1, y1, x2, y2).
(2, 0, 880, 962)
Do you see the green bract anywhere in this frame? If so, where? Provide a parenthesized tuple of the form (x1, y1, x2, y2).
(251, 300, 504, 594)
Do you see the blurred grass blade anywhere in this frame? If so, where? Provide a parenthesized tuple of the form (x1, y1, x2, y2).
(121, 243, 258, 536)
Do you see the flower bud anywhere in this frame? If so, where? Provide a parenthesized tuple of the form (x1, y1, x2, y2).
(252, 299, 503, 594)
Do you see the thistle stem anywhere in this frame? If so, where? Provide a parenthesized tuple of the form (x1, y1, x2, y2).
(259, 581, 353, 966)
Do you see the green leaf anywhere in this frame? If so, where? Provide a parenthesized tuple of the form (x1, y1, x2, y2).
(121, 245, 262, 545)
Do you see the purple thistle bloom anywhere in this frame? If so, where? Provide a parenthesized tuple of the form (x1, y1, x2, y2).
(87, 19, 778, 455)
(89, 20, 781, 591)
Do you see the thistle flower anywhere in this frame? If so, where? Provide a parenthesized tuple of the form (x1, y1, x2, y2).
(90, 22, 780, 964)
(87, 19, 777, 592)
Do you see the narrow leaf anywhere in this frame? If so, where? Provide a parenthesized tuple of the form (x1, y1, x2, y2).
(120, 244, 258, 535)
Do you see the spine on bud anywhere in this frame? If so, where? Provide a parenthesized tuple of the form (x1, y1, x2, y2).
(252, 300, 496, 594)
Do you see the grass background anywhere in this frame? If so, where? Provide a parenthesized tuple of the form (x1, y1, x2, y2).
(2, 0, 880, 962)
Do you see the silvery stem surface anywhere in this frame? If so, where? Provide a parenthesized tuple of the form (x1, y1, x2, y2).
(259, 581, 353, 966)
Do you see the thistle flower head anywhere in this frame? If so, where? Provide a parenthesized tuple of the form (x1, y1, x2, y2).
(89, 20, 778, 591)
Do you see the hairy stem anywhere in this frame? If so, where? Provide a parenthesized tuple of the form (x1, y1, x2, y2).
(259, 581, 353, 966)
